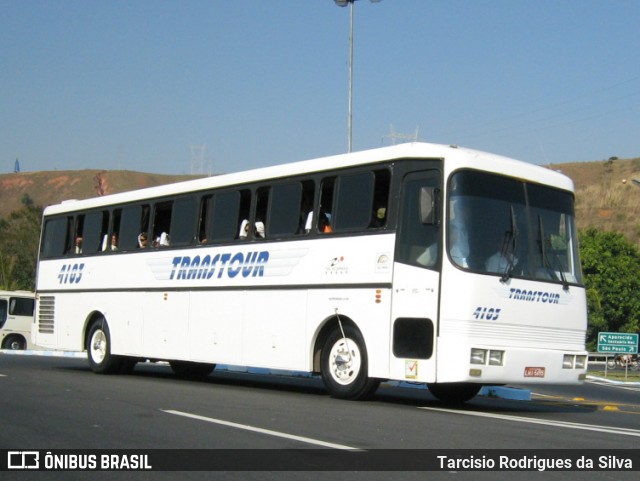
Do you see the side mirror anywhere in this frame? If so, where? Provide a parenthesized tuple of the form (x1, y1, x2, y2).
(420, 187, 440, 225)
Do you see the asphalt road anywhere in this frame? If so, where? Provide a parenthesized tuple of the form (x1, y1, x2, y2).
(1, 352, 639, 481)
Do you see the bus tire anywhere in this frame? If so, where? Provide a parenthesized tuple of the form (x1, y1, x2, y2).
(87, 319, 121, 374)
(2, 334, 26, 350)
(170, 360, 215, 379)
(320, 325, 380, 400)
(427, 382, 481, 404)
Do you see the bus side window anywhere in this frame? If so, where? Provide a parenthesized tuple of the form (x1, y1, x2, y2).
(119, 205, 147, 251)
(9, 297, 34, 317)
(151, 201, 172, 247)
(370, 169, 390, 228)
(318, 177, 335, 233)
(42, 216, 72, 258)
(82, 210, 108, 254)
(198, 195, 213, 244)
(169, 196, 197, 247)
(268, 182, 304, 238)
(333, 171, 374, 231)
(209, 190, 250, 243)
(397, 173, 441, 268)
(73, 215, 85, 254)
(300, 180, 315, 234)
(0, 299, 7, 326)
(110, 208, 122, 251)
(255, 187, 269, 239)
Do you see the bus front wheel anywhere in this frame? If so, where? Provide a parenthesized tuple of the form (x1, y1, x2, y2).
(427, 382, 481, 404)
(320, 325, 380, 400)
(87, 319, 122, 374)
(2, 335, 26, 350)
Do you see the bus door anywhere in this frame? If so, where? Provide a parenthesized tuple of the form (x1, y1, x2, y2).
(389, 171, 441, 383)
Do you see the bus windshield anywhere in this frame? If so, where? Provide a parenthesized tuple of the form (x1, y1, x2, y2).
(447, 169, 582, 285)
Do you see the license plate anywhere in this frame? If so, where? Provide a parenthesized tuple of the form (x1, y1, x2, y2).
(524, 367, 546, 378)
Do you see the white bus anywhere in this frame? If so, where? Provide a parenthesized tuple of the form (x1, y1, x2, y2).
(0, 290, 35, 350)
(33, 143, 587, 403)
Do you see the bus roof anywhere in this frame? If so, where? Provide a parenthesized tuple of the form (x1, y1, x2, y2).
(43, 143, 574, 216)
(0, 290, 35, 298)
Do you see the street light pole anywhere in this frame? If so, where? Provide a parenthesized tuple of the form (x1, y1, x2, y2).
(334, 0, 381, 153)
(347, 0, 354, 153)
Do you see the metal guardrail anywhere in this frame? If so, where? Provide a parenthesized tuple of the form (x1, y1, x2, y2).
(587, 352, 610, 364)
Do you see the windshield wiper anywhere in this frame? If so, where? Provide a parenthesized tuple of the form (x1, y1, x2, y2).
(500, 206, 518, 283)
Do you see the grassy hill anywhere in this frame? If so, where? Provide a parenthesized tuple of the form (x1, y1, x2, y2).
(2, 156, 640, 245)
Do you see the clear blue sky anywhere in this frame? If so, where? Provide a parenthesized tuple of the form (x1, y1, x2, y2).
(2, 0, 639, 175)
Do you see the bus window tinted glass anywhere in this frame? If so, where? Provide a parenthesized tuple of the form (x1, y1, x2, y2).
(210, 191, 241, 242)
(318, 178, 335, 233)
(152, 201, 172, 247)
(9, 297, 34, 316)
(334, 172, 374, 231)
(255, 187, 269, 239)
(82, 211, 107, 254)
(119, 205, 145, 250)
(268, 183, 302, 237)
(42, 217, 71, 258)
(170, 196, 197, 246)
(397, 172, 441, 268)
(448, 170, 582, 284)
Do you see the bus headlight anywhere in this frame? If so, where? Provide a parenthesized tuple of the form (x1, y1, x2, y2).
(470, 348, 487, 365)
(488, 350, 504, 366)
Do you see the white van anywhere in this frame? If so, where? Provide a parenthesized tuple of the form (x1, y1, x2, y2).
(0, 290, 35, 350)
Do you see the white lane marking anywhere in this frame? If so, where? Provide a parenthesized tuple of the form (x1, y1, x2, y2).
(162, 409, 361, 450)
(419, 406, 640, 437)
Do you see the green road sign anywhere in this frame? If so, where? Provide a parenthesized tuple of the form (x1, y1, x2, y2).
(597, 332, 639, 354)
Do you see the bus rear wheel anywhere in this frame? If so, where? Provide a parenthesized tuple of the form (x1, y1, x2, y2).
(87, 319, 122, 374)
(427, 382, 481, 404)
(320, 325, 379, 400)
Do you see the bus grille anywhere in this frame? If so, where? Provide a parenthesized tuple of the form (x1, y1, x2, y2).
(38, 296, 55, 334)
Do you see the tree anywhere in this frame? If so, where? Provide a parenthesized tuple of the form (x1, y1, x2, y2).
(0, 204, 43, 291)
(579, 228, 640, 350)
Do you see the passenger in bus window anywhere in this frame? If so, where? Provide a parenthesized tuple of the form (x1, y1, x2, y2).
(303, 211, 313, 233)
(319, 212, 332, 233)
(138, 232, 148, 248)
(151, 232, 170, 247)
(255, 221, 265, 238)
(75, 236, 83, 254)
(370, 206, 387, 228)
(110, 234, 119, 251)
(239, 219, 250, 239)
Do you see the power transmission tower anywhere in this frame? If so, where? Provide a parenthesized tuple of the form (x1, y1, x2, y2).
(385, 125, 424, 145)
(189, 144, 206, 175)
